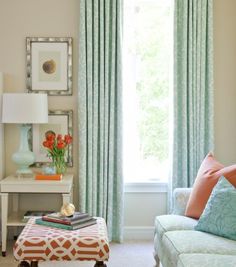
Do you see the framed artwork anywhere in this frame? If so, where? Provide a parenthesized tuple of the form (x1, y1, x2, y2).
(29, 110, 73, 167)
(26, 37, 72, 95)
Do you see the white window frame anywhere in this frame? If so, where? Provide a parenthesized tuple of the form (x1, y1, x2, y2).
(123, 0, 173, 190)
(124, 181, 168, 193)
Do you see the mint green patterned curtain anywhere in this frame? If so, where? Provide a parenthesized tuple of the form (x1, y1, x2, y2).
(78, 0, 123, 242)
(172, 0, 214, 190)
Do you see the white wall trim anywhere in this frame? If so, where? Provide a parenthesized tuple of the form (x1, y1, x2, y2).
(124, 182, 168, 193)
(124, 226, 155, 240)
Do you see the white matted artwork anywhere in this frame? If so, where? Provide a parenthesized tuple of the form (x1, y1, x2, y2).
(26, 37, 72, 95)
(30, 110, 73, 167)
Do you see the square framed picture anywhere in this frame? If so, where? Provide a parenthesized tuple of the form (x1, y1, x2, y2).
(29, 110, 73, 167)
(26, 37, 72, 95)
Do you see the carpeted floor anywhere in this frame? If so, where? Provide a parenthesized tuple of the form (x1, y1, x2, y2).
(0, 240, 156, 267)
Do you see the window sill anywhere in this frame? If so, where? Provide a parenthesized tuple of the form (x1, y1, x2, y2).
(124, 181, 168, 193)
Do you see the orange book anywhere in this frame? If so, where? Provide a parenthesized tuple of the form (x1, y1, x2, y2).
(35, 173, 62, 181)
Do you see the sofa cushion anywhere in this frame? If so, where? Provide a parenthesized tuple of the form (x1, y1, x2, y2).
(195, 176, 236, 240)
(154, 215, 197, 267)
(177, 254, 236, 267)
(162, 230, 236, 266)
(155, 215, 197, 238)
(185, 152, 236, 219)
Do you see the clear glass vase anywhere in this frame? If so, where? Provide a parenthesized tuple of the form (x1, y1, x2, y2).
(53, 156, 67, 174)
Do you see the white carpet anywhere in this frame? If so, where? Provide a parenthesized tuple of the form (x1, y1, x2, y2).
(1, 240, 156, 267)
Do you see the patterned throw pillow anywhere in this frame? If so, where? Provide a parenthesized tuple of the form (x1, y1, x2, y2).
(195, 176, 236, 240)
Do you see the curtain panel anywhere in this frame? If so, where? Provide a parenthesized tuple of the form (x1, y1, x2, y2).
(172, 0, 214, 192)
(78, 0, 123, 242)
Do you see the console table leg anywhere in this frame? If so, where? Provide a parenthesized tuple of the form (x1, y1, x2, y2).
(31, 261, 38, 267)
(1, 193, 8, 256)
(94, 261, 107, 267)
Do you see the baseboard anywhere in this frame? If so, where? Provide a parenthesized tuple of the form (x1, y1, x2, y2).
(124, 226, 155, 240)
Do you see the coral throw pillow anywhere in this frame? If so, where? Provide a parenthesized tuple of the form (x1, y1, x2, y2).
(185, 153, 236, 219)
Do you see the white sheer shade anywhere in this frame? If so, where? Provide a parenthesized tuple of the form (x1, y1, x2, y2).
(2, 93, 48, 124)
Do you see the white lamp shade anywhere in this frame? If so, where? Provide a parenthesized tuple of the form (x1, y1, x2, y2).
(2, 93, 48, 124)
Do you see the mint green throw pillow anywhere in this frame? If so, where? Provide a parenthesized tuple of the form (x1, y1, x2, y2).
(195, 176, 236, 240)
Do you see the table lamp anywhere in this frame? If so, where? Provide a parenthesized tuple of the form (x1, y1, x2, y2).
(1, 93, 48, 174)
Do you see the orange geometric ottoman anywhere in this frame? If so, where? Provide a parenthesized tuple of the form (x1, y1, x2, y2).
(13, 217, 109, 267)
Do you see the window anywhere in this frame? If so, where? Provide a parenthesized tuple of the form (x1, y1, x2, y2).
(123, 0, 173, 183)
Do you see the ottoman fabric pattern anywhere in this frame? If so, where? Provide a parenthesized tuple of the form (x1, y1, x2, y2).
(13, 217, 109, 262)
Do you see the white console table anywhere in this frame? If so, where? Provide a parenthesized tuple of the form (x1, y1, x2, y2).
(0, 174, 73, 256)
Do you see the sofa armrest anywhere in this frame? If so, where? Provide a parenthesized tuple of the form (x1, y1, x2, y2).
(172, 188, 192, 215)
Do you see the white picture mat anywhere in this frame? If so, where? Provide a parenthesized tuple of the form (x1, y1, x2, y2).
(31, 43, 68, 90)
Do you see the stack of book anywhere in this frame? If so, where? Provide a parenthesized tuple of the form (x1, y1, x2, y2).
(35, 212, 97, 230)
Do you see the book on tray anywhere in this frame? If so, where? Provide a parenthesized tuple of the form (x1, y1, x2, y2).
(42, 211, 90, 224)
(35, 173, 62, 181)
(35, 217, 97, 230)
(23, 210, 55, 222)
(42, 214, 93, 225)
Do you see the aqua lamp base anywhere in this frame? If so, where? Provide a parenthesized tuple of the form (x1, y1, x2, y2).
(12, 125, 35, 174)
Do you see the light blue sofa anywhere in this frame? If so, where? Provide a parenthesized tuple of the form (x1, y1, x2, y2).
(154, 188, 236, 267)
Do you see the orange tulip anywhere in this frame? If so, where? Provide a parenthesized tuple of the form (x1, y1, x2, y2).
(64, 134, 72, 144)
(57, 141, 65, 149)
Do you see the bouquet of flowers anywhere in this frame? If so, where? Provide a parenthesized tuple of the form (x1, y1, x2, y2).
(42, 131, 72, 174)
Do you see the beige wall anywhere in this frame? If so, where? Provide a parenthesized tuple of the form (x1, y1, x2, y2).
(214, 0, 236, 165)
(0, 0, 236, 230)
(0, 0, 79, 207)
(124, 192, 167, 227)
(0, 73, 4, 181)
